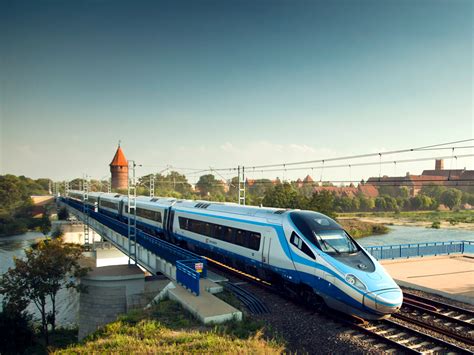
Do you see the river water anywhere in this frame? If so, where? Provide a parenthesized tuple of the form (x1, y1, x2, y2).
(1, 226, 473, 326)
(0, 232, 79, 326)
(358, 225, 474, 246)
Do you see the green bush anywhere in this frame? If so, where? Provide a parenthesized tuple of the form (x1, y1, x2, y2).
(0, 311, 35, 354)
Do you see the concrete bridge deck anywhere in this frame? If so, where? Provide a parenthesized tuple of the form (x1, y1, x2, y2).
(381, 255, 474, 305)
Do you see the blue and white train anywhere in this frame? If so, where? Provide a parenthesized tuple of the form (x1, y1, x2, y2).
(66, 190, 402, 319)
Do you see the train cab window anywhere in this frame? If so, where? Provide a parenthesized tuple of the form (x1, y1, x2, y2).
(290, 232, 315, 260)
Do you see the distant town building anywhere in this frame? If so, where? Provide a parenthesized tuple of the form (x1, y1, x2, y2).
(366, 159, 473, 197)
(313, 183, 379, 198)
(246, 178, 280, 187)
(110, 144, 128, 190)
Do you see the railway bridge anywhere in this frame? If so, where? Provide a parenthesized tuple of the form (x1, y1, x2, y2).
(59, 197, 208, 295)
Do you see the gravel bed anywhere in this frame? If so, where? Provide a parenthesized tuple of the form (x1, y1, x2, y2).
(219, 271, 383, 354)
(213, 269, 474, 353)
(388, 315, 474, 353)
(398, 286, 474, 351)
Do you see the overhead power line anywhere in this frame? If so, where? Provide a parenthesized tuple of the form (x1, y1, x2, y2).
(239, 138, 474, 171)
(243, 153, 474, 174)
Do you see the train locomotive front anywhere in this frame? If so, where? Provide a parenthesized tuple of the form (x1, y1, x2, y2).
(284, 211, 402, 319)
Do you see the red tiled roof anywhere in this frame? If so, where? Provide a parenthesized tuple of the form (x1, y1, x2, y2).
(110, 146, 128, 167)
(314, 186, 358, 198)
(303, 175, 314, 183)
(358, 184, 379, 198)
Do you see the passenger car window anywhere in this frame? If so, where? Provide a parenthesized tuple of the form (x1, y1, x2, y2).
(290, 232, 315, 260)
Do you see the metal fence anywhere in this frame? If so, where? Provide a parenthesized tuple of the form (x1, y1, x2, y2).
(176, 259, 206, 296)
(366, 240, 474, 260)
(61, 198, 208, 295)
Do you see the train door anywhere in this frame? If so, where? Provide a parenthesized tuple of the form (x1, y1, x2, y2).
(261, 236, 271, 264)
(168, 209, 175, 233)
(162, 209, 169, 240)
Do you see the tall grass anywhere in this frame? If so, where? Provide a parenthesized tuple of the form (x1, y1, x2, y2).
(54, 300, 284, 354)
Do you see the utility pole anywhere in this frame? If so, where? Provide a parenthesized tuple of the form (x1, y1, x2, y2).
(128, 160, 137, 266)
(83, 175, 90, 249)
(150, 174, 155, 198)
(238, 165, 246, 205)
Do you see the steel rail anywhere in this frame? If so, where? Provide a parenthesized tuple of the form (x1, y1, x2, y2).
(223, 282, 270, 314)
(393, 312, 474, 346)
(382, 315, 472, 354)
(403, 291, 474, 318)
(402, 298, 474, 330)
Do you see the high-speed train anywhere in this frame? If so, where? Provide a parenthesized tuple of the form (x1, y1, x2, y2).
(65, 190, 402, 319)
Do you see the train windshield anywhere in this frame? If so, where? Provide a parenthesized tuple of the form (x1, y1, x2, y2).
(289, 211, 359, 254)
(314, 230, 358, 254)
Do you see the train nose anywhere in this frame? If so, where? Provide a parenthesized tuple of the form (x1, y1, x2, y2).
(363, 288, 403, 314)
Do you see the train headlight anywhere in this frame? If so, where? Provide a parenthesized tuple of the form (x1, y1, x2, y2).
(345, 274, 367, 291)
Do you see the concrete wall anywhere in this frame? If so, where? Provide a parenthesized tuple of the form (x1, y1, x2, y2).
(78, 284, 126, 340)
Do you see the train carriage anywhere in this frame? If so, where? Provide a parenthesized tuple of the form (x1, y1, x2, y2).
(64, 190, 402, 319)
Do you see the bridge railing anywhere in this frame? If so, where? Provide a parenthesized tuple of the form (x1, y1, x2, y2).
(365, 240, 473, 260)
(176, 259, 206, 296)
(61, 197, 208, 276)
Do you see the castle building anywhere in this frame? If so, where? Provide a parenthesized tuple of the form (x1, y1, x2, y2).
(110, 144, 128, 190)
(366, 159, 474, 197)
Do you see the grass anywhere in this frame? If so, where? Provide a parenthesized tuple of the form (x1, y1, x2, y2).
(53, 299, 284, 354)
(337, 219, 389, 238)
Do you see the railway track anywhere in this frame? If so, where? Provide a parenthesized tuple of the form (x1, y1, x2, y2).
(208, 261, 473, 352)
(343, 316, 472, 354)
(397, 291, 474, 346)
(223, 282, 270, 314)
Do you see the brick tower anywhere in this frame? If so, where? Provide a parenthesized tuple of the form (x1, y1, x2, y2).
(110, 144, 128, 190)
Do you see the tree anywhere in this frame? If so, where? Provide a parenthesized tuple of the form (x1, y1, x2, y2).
(57, 207, 70, 220)
(421, 184, 446, 201)
(262, 183, 305, 209)
(440, 188, 462, 210)
(196, 174, 225, 197)
(358, 196, 375, 211)
(0, 310, 35, 354)
(0, 239, 90, 344)
(383, 196, 399, 211)
(308, 190, 336, 218)
(375, 197, 387, 211)
(40, 212, 52, 235)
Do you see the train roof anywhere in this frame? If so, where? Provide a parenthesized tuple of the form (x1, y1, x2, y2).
(124, 196, 178, 208)
(174, 199, 293, 222)
(67, 190, 294, 221)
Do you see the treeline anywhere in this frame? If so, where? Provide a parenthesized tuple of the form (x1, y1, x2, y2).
(62, 172, 474, 215)
(0, 175, 51, 236)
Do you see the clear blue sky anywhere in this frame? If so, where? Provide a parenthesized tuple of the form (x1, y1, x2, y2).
(1, 0, 472, 182)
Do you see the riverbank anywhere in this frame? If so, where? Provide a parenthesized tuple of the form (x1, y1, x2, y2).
(338, 211, 474, 231)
